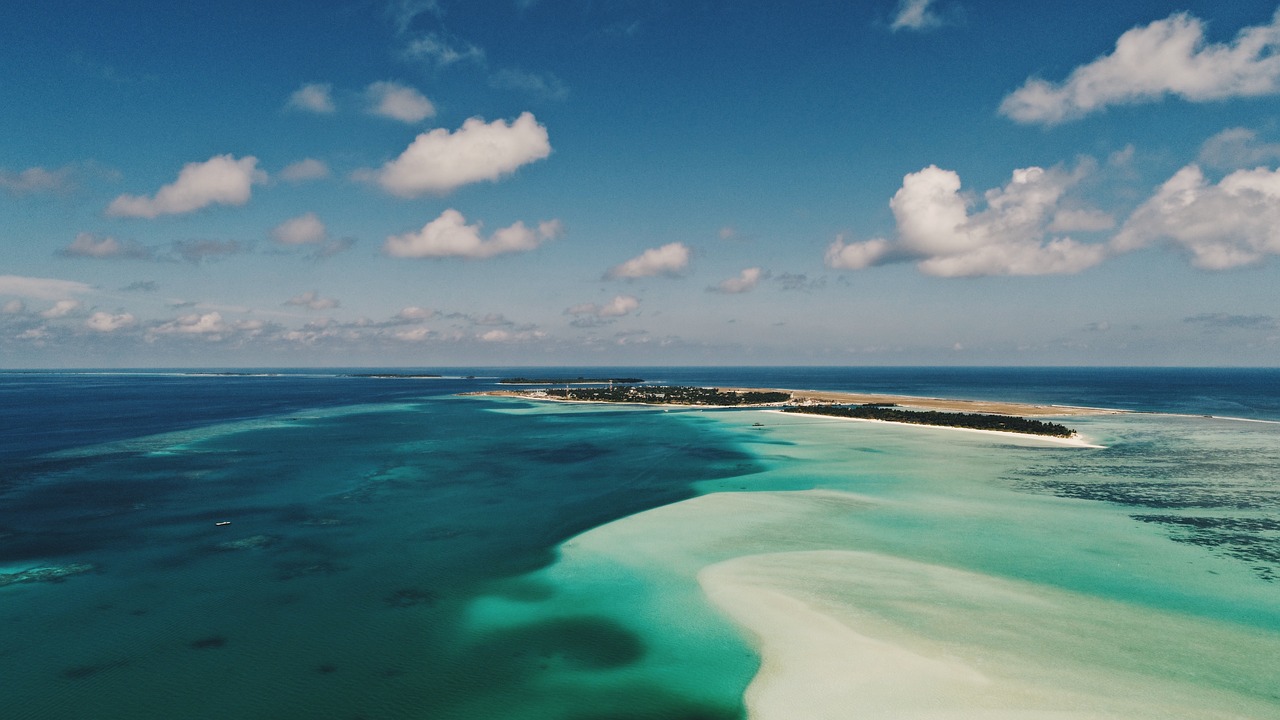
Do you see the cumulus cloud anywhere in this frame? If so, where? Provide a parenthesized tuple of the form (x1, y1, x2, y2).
(107, 155, 265, 218)
(149, 311, 230, 338)
(891, 0, 942, 32)
(1, 165, 73, 195)
(40, 299, 84, 319)
(607, 242, 691, 279)
(394, 326, 433, 342)
(711, 267, 765, 293)
(1113, 164, 1280, 269)
(284, 290, 340, 310)
(0, 275, 92, 300)
(369, 113, 551, 197)
(60, 232, 152, 259)
(826, 165, 1108, 277)
(1048, 208, 1116, 233)
(287, 82, 335, 113)
(566, 295, 639, 325)
(478, 328, 545, 343)
(366, 81, 436, 123)
(384, 209, 562, 259)
(86, 311, 136, 332)
(272, 213, 327, 245)
(1001, 9, 1280, 125)
(1198, 127, 1280, 169)
(280, 158, 330, 182)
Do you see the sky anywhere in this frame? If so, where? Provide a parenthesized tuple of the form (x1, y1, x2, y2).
(3, 0, 1280, 367)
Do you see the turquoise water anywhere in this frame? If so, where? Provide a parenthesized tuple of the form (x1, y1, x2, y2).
(3, 370, 1279, 717)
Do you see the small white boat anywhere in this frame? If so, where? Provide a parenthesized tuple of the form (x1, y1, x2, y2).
(215, 521, 232, 527)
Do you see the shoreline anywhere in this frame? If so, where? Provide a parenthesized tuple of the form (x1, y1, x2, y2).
(762, 409, 1105, 447)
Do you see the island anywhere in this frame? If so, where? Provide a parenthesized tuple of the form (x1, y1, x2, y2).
(497, 377, 645, 385)
(477, 385, 1093, 439)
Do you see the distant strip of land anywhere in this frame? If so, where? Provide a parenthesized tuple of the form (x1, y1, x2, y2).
(497, 377, 644, 385)
(473, 385, 1120, 439)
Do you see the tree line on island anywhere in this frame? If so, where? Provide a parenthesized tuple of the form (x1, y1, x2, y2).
(509, 385, 1075, 438)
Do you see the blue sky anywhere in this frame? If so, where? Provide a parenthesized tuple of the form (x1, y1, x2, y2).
(3, 0, 1280, 367)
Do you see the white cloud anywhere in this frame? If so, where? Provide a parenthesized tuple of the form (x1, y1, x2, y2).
(1198, 127, 1280, 169)
(711, 267, 765, 293)
(1049, 208, 1116, 233)
(280, 158, 330, 182)
(149, 311, 230, 337)
(566, 295, 640, 319)
(284, 290, 340, 310)
(394, 326, 433, 342)
(60, 232, 152, 259)
(403, 33, 485, 67)
(40, 299, 84, 319)
(1113, 163, 1280, 269)
(0, 275, 92, 300)
(478, 328, 545, 343)
(398, 306, 437, 320)
(607, 242, 691, 279)
(1, 165, 72, 195)
(86, 311, 136, 332)
(891, 0, 941, 32)
(826, 165, 1108, 277)
(1001, 9, 1280, 125)
(107, 155, 265, 218)
(272, 213, 327, 245)
(366, 81, 436, 123)
(287, 82, 336, 113)
(370, 113, 551, 197)
(384, 209, 561, 259)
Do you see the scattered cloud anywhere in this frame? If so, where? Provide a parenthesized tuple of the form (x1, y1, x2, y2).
(107, 155, 265, 218)
(775, 272, 826, 291)
(710, 267, 765, 294)
(403, 32, 485, 68)
(172, 239, 250, 264)
(367, 113, 551, 197)
(122, 280, 159, 292)
(566, 295, 639, 326)
(366, 80, 436, 122)
(398, 306, 437, 321)
(284, 290, 340, 310)
(1113, 164, 1280, 269)
(1198, 127, 1280, 169)
(826, 165, 1108, 277)
(1001, 9, 1280, 125)
(280, 158, 330, 182)
(1, 165, 73, 195)
(394, 326, 434, 342)
(2, 299, 24, 314)
(40, 299, 85, 319)
(607, 242, 691, 279)
(890, 0, 942, 32)
(86, 311, 136, 332)
(478, 328, 545, 343)
(272, 212, 327, 245)
(0, 275, 92, 300)
(287, 82, 336, 113)
(59, 232, 153, 259)
(384, 209, 561, 259)
(718, 226, 738, 240)
(1184, 313, 1277, 330)
(148, 311, 231, 338)
(305, 237, 356, 260)
(489, 68, 569, 100)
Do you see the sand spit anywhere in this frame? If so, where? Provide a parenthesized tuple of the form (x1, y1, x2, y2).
(764, 409, 1105, 447)
(700, 550, 1279, 720)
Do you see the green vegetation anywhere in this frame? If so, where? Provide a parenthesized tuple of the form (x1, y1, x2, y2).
(783, 404, 1074, 437)
(499, 377, 644, 385)
(540, 385, 792, 405)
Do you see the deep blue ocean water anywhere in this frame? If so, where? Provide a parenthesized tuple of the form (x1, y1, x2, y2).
(2, 367, 1278, 718)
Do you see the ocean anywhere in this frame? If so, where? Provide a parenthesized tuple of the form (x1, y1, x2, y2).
(2, 368, 1278, 718)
